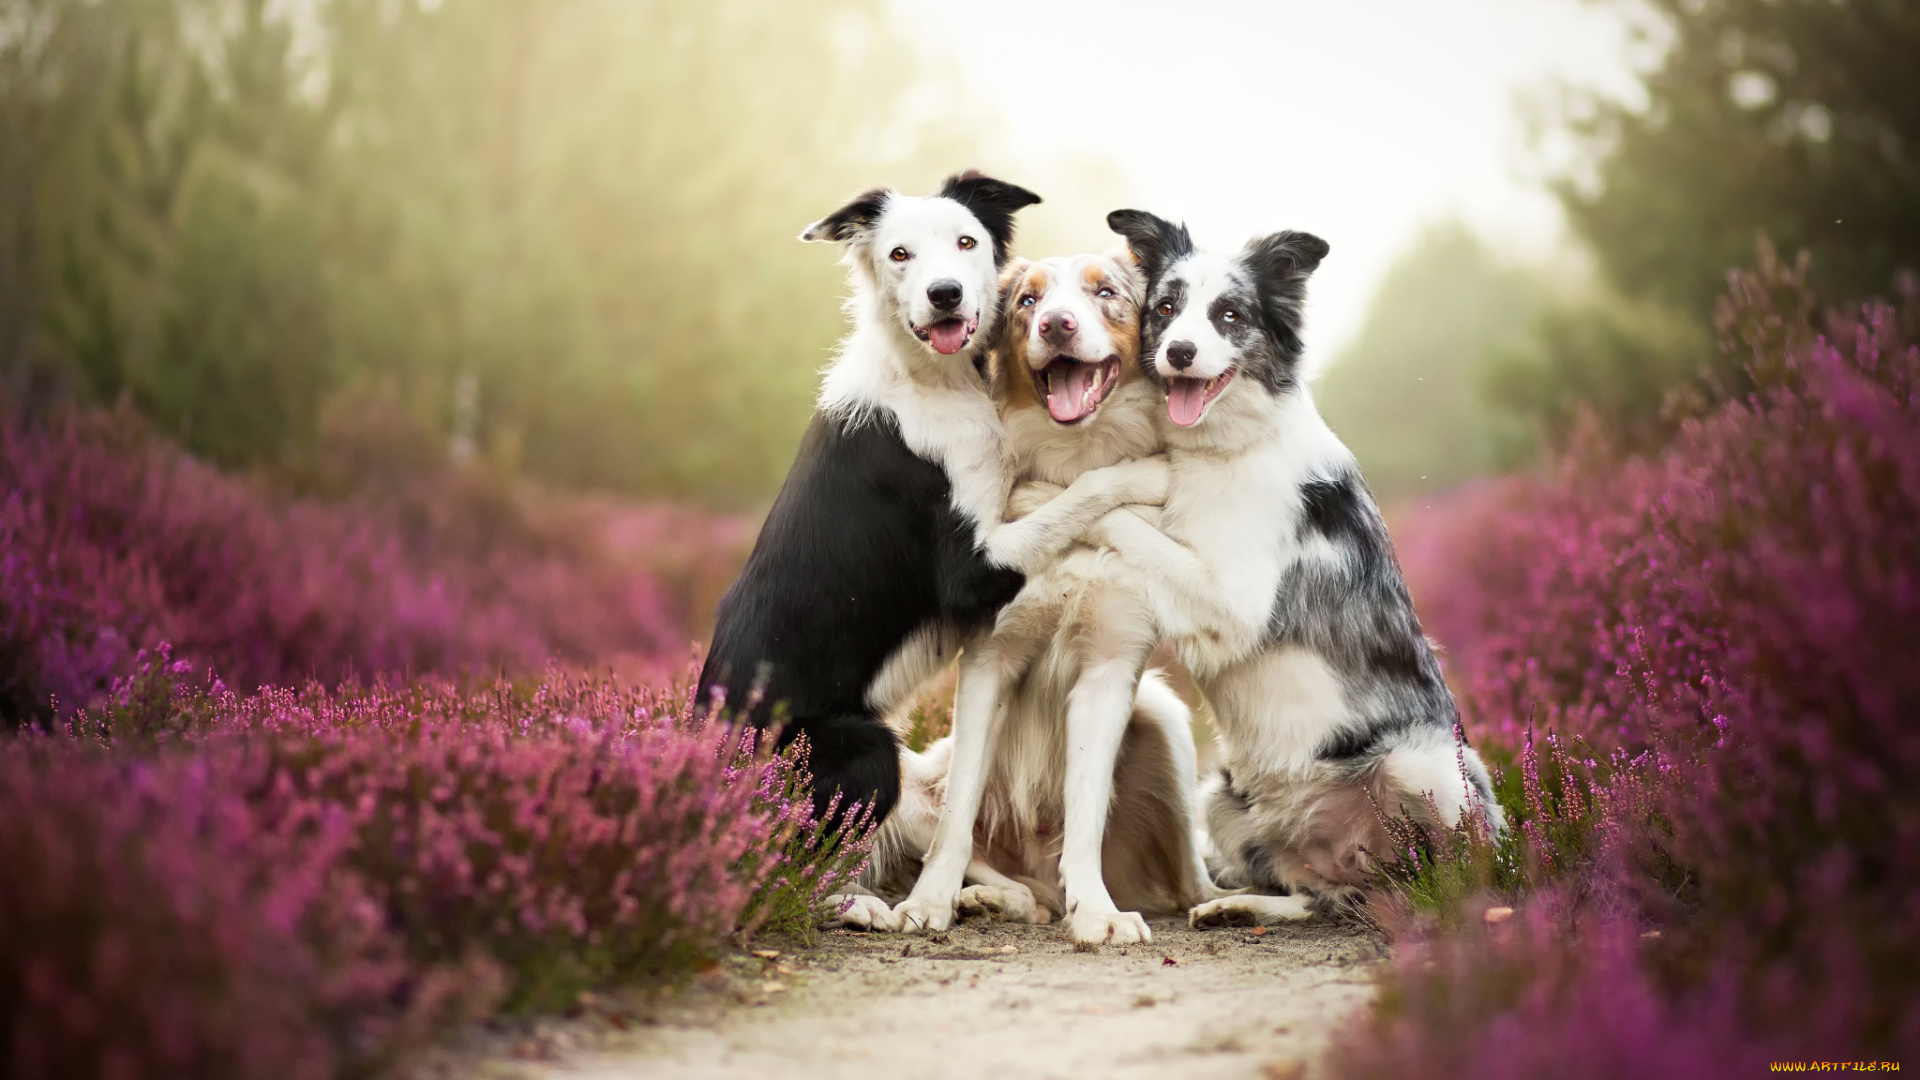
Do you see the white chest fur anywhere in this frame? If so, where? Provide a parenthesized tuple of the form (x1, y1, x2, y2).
(1155, 388, 1355, 675)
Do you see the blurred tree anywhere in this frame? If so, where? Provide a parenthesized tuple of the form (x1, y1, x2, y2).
(1313, 223, 1546, 499)
(1, 0, 982, 504)
(1565, 0, 1920, 317)
(1487, 0, 1918, 458)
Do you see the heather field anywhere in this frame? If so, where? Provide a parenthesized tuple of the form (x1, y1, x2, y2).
(3, 256, 1914, 1078)
(4, 0, 1915, 1076)
(0, 411, 886, 1077)
(1333, 259, 1920, 1073)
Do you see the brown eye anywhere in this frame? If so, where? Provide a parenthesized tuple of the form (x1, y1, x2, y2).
(957, 235, 977, 250)
(890, 247, 911, 262)
(1155, 301, 1175, 317)
(1222, 308, 1238, 323)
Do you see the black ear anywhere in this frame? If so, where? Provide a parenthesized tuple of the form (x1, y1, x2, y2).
(1106, 209, 1194, 281)
(801, 187, 892, 243)
(1245, 229, 1329, 282)
(939, 170, 1042, 265)
(1243, 230, 1329, 363)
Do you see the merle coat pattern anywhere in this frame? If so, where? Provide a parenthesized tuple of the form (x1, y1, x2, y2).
(1081, 210, 1502, 922)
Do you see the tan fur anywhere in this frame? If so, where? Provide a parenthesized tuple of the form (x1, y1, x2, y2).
(847, 254, 1213, 929)
(969, 255, 1207, 917)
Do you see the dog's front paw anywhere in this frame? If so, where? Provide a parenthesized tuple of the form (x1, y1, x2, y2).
(822, 893, 901, 932)
(892, 895, 956, 935)
(958, 884, 1046, 924)
(1188, 894, 1313, 929)
(1068, 905, 1152, 945)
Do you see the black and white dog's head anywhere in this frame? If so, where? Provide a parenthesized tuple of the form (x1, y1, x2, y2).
(804, 171, 1042, 361)
(1107, 209, 1328, 428)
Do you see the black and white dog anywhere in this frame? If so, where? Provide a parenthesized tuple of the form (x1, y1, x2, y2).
(1086, 210, 1504, 923)
(696, 174, 1168, 869)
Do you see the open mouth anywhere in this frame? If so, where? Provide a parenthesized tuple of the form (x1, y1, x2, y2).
(1166, 367, 1235, 427)
(913, 316, 979, 356)
(1033, 355, 1121, 424)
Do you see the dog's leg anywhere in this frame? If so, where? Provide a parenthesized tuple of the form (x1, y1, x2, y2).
(1059, 656, 1153, 945)
(1188, 893, 1314, 928)
(893, 645, 1007, 933)
(1132, 671, 1228, 904)
(982, 458, 1167, 574)
(820, 883, 903, 932)
(958, 859, 1047, 924)
(787, 711, 904, 828)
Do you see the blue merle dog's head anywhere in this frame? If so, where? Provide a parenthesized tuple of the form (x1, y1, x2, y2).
(1107, 209, 1328, 428)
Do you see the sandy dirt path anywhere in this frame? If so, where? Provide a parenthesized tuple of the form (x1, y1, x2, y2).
(461, 916, 1383, 1080)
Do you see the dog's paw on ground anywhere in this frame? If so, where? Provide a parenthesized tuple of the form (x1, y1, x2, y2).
(821, 893, 900, 932)
(892, 896, 956, 934)
(957, 884, 1047, 924)
(1188, 894, 1313, 929)
(1068, 907, 1152, 945)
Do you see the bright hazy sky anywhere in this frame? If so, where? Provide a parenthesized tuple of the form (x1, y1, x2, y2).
(892, 0, 1652, 361)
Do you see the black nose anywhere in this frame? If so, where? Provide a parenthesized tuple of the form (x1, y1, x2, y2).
(1166, 340, 1197, 370)
(927, 280, 963, 312)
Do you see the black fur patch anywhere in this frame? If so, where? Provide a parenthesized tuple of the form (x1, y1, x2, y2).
(1298, 475, 1382, 560)
(1217, 766, 1247, 808)
(1107, 209, 1194, 280)
(1239, 841, 1283, 892)
(1269, 469, 1457, 762)
(699, 411, 1024, 824)
(804, 187, 890, 243)
(1316, 715, 1418, 760)
(1242, 229, 1328, 372)
(938, 170, 1042, 266)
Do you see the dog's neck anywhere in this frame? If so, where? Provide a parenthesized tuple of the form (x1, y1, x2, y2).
(819, 299, 1009, 538)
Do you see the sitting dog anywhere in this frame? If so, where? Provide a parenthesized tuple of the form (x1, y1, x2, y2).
(887, 253, 1214, 943)
(1088, 210, 1504, 924)
(828, 670, 1200, 933)
(697, 174, 1168, 829)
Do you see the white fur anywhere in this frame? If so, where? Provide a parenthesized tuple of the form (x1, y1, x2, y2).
(1189, 893, 1313, 927)
(894, 255, 1206, 944)
(804, 211, 1173, 942)
(1150, 251, 1245, 384)
(1091, 277, 1497, 911)
(803, 188, 1173, 778)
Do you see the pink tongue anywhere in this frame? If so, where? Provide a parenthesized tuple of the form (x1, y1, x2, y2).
(1167, 377, 1208, 426)
(1046, 363, 1098, 422)
(927, 319, 970, 355)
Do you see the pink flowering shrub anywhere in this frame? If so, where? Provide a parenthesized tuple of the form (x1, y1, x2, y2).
(0, 741, 437, 1080)
(3, 660, 871, 1079)
(0, 411, 749, 723)
(1341, 255, 1920, 1071)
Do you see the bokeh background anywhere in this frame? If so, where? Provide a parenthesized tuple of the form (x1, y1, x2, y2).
(4, 4, 1919, 1076)
(9, 0, 1911, 515)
